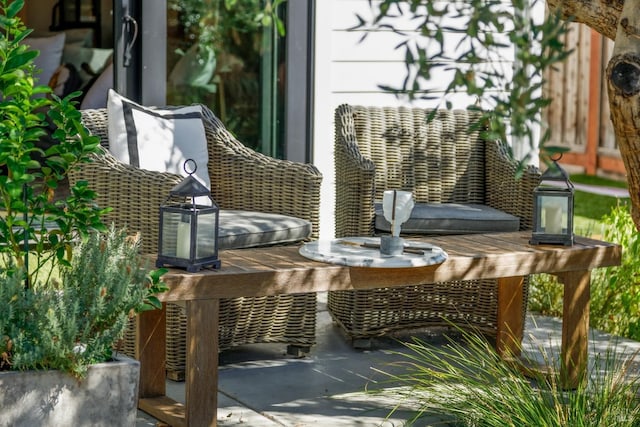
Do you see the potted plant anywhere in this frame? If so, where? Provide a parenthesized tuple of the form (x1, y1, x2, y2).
(0, 1, 166, 425)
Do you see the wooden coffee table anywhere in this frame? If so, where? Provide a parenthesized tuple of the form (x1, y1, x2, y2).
(136, 231, 621, 427)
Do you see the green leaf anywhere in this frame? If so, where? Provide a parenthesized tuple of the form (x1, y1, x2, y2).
(4, 50, 38, 72)
(140, 296, 162, 311)
(7, 0, 25, 19)
(275, 19, 285, 37)
(149, 268, 168, 283)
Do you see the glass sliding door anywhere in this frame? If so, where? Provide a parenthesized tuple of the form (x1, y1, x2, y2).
(259, 12, 286, 158)
(114, 0, 312, 160)
(166, 0, 284, 158)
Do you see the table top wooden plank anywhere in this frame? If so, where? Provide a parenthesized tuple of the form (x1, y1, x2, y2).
(414, 235, 479, 257)
(156, 232, 621, 302)
(205, 244, 318, 271)
(226, 244, 318, 269)
(462, 233, 537, 253)
(420, 233, 535, 256)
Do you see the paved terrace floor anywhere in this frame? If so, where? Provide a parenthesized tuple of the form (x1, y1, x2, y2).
(136, 292, 640, 427)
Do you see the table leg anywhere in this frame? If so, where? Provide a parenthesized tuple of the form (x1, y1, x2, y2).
(186, 299, 220, 427)
(138, 302, 189, 426)
(137, 302, 167, 397)
(496, 276, 525, 358)
(556, 269, 591, 389)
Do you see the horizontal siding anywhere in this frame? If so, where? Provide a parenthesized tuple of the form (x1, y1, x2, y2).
(328, 0, 514, 110)
(329, 91, 484, 109)
(331, 0, 420, 31)
(331, 29, 513, 63)
(330, 60, 514, 94)
(331, 0, 517, 32)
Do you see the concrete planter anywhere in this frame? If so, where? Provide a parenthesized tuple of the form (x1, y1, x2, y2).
(0, 354, 140, 427)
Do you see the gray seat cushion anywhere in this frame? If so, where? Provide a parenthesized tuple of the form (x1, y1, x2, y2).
(218, 210, 312, 249)
(375, 203, 520, 235)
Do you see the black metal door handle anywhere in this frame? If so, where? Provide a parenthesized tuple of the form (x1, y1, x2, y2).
(123, 13, 138, 67)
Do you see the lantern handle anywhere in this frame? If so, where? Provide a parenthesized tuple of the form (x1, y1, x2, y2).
(550, 153, 563, 162)
(183, 159, 197, 176)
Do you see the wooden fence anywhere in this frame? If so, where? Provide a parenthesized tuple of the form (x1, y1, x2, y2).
(542, 22, 625, 178)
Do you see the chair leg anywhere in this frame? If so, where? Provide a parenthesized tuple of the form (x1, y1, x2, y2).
(286, 344, 311, 357)
(352, 338, 373, 350)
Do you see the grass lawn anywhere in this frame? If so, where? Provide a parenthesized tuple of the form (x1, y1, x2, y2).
(570, 173, 628, 189)
(570, 174, 629, 237)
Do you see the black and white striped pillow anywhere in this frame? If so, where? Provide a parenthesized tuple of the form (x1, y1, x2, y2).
(106, 89, 211, 191)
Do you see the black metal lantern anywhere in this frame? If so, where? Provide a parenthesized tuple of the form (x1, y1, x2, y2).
(530, 155, 574, 246)
(156, 159, 221, 272)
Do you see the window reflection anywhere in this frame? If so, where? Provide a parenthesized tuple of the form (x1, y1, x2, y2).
(166, 0, 285, 157)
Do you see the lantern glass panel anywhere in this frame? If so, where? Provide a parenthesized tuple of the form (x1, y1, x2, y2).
(195, 210, 217, 259)
(160, 209, 191, 259)
(538, 194, 569, 234)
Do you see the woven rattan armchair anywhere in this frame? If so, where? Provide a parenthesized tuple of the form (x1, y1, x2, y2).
(330, 104, 541, 346)
(70, 106, 322, 379)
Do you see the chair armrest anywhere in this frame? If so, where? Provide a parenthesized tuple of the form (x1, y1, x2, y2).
(68, 147, 183, 254)
(334, 104, 377, 237)
(485, 140, 541, 230)
(202, 113, 322, 239)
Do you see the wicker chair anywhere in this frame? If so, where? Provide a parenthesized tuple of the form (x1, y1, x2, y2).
(70, 106, 322, 380)
(330, 104, 541, 346)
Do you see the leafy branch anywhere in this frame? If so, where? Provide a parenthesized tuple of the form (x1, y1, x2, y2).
(0, 0, 106, 285)
(356, 0, 573, 173)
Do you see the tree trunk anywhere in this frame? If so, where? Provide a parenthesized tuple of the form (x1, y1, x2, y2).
(548, 0, 640, 229)
(547, 0, 622, 41)
(606, 1, 640, 228)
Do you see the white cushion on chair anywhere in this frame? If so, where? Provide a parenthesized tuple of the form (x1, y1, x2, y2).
(80, 62, 113, 109)
(106, 89, 210, 190)
(24, 33, 66, 89)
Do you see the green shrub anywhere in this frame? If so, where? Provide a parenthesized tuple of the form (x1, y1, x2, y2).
(528, 273, 563, 317)
(0, 0, 166, 378)
(528, 202, 640, 341)
(0, 226, 166, 378)
(0, 0, 105, 283)
(591, 203, 640, 341)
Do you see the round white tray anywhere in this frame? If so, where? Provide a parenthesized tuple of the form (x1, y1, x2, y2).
(299, 237, 448, 268)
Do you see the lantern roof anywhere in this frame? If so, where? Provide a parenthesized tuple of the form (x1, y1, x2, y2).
(540, 159, 574, 188)
(169, 175, 211, 197)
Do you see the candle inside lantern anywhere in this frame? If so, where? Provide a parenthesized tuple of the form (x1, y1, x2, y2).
(176, 218, 191, 258)
(545, 205, 563, 234)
